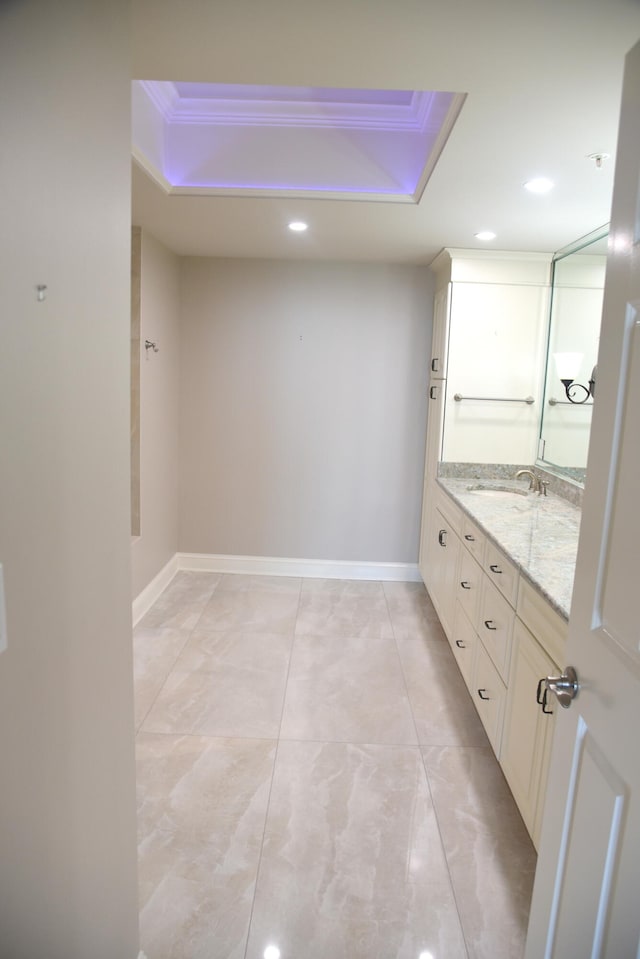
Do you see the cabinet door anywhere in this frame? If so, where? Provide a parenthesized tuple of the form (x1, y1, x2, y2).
(451, 600, 478, 690)
(478, 577, 515, 682)
(423, 376, 445, 486)
(456, 547, 482, 624)
(501, 618, 557, 848)
(430, 285, 450, 377)
(421, 504, 460, 640)
(473, 639, 507, 757)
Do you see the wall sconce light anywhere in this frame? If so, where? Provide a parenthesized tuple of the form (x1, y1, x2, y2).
(553, 352, 596, 403)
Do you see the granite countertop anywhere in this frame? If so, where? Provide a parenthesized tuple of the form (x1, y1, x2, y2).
(438, 477, 582, 621)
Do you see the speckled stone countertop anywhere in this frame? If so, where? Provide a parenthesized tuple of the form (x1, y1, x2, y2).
(438, 477, 582, 621)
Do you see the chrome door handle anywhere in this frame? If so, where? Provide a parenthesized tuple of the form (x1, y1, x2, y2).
(430, 385, 439, 399)
(431, 358, 440, 372)
(438, 529, 447, 547)
(484, 620, 498, 630)
(460, 581, 471, 589)
(489, 564, 502, 574)
(455, 639, 465, 648)
(477, 688, 490, 701)
(537, 666, 579, 711)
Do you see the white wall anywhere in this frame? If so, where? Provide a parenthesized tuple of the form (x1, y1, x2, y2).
(0, 3, 139, 957)
(178, 258, 432, 563)
(131, 230, 181, 596)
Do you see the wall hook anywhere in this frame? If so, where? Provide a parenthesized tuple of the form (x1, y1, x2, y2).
(36, 284, 47, 302)
(145, 339, 159, 353)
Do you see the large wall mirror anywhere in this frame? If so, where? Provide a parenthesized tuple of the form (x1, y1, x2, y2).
(537, 224, 608, 484)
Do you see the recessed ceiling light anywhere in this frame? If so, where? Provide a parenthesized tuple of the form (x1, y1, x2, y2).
(524, 177, 554, 194)
(475, 231, 496, 241)
(288, 221, 308, 232)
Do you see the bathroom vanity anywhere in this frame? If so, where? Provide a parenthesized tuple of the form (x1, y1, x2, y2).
(421, 475, 579, 848)
(419, 247, 588, 849)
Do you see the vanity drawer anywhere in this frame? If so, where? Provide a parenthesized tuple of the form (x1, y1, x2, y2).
(484, 540, 519, 606)
(516, 577, 568, 667)
(478, 577, 515, 682)
(451, 600, 478, 691)
(473, 639, 507, 757)
(457, 548, 482, 622)
(461, 515, 485, 564)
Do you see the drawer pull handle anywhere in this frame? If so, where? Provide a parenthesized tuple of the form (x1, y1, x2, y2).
(438, 529, 447, 547)
(431, 358, 440, 372)
(455, 639, 466, 649)
(477, 688, 490, 701)
(460, 581, 471, 590)
(464, 534, 475, 542)
(489, 564, 502, 574)
(484, 619, 498, 630)
(430, 385, 438, 400)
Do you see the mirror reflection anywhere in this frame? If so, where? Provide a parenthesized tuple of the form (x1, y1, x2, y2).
(537, 225, 608, 484)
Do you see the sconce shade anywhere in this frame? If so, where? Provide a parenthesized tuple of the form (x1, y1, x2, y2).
(554, 352, 584, 381)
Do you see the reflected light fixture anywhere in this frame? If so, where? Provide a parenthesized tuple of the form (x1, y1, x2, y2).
(288, 220, 308, 232)
(554, 352, 596, 403)
(263, 947, 281, 959)
(475, 230, 496, 241)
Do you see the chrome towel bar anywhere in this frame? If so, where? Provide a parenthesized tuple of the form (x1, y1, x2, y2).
(453, 393, 535, 405)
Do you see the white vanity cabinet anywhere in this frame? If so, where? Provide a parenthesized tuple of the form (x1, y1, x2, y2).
(427, 486, 568, 850)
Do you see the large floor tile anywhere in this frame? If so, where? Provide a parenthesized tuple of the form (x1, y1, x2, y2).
(301, 578, 386, 598)
(197, 589, 300, 634)
(138, 572, 222, 630)
(398, 639, 488, 746)
(217, 573, 302, 594)
(422, 744, 536, 959)
(141, 630, 293, 738)
(280, 635, 418, 745)
(295, 591, 394, 639)
(137, 733, 276, 959)
(133, 626, 192, 730)
(245, 740, 468, 959)
(385, 585, 447, 642)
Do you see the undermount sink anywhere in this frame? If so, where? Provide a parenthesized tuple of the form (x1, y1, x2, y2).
(466, 483, 531, 500)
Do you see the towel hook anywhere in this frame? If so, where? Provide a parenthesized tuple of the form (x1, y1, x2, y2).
(145, 339, 159, 353)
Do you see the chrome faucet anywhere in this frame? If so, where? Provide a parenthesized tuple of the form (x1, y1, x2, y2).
(515, 469, 542, 494)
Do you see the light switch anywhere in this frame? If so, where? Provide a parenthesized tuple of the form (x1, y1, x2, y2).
(0, 564, 7, 654)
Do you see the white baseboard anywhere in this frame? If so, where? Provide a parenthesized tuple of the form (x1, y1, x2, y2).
(131, 554, 179, 626)
(177, 552, 421, 582)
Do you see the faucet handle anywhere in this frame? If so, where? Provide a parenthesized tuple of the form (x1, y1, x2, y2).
(540, 480, 549, 497)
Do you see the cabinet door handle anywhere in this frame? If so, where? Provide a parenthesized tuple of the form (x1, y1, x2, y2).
(430, 385, 439, 400)
(438, 529, 447, 547)
(460, 581, 471, 589)
(536, 678, 554, 715)
(477, 688, 490, 701)
(489, 564, 502, 574)
(455, 639, 466, 648)
(484, 619, 498, 630)
(431, 357, 440, 372)
(464, 534, 475, 542)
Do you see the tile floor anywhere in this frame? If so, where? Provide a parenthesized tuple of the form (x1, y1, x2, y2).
(134, 572, 537, 959)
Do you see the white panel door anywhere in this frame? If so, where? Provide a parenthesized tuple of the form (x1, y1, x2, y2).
(525, 39, 640, 959)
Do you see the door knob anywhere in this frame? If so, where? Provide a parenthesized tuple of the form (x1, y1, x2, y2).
(537, 666, 579, 712)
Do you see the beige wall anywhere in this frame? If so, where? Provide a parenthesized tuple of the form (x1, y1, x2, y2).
(0, 3, 139, 957)
(131, 230, 181, 596)
(178, 258, 432, 563)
